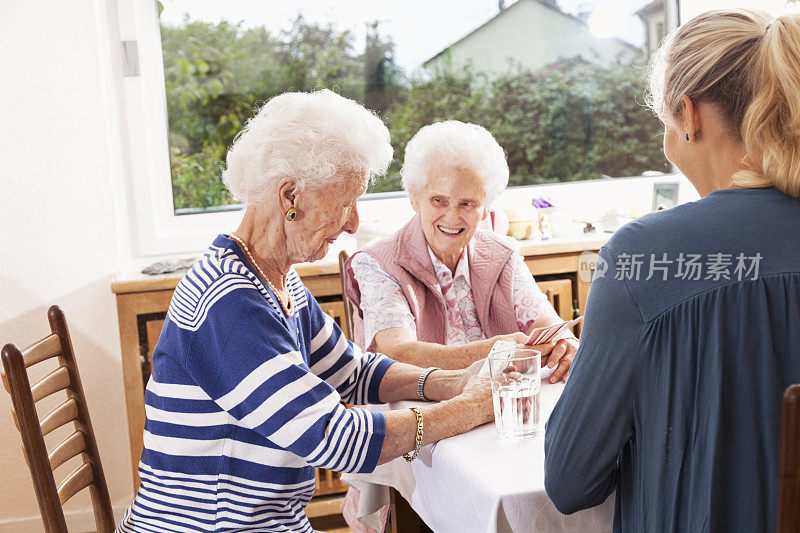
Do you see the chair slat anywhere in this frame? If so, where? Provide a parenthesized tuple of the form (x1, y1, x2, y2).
(21, 335, 61, 368)
(1, 369, 9, 393)
(20, 444, 30, 468)
(31, 366, 70, 403)
(40, 398, 79, 436)
(11, 407, 20, 432)
(49, 430, 86, 471)
(57, 462, 93, 504)
(3, 306, 115, 532)
(338, 250, 354, 341)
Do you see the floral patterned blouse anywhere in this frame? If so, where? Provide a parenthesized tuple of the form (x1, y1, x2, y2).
(351, 244, 552, 349)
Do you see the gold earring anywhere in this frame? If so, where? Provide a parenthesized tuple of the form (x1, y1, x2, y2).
(285, 208, 297, 221)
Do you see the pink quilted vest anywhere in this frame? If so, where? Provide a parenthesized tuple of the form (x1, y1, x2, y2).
(343, 214, 521, 350)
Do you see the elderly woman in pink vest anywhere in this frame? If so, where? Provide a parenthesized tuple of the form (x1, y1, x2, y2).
(345, 121, 578, 381)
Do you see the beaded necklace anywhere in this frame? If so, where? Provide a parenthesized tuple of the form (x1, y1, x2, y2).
(229, 232, 293, 317)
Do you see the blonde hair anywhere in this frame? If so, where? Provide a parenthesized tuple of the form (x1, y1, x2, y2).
(647, 9, 800, 197)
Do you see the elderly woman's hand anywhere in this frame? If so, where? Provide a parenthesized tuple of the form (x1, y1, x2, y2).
(450, 358, 486, 396)
(458, 373, 494, 424)
(533, 337, 579, 383)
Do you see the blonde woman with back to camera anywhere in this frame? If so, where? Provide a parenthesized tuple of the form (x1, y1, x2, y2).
(545, 9, 800, 532)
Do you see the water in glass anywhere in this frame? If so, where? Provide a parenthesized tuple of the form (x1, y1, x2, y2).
(488, 348, 540, 439)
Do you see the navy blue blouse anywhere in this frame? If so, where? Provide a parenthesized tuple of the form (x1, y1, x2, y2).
(545, 188, 800, 531)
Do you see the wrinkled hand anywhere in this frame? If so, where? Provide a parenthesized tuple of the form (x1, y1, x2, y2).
(451, 359, 485, 397)
(533, 337, 579, 383)
(459, 373, 494, 423)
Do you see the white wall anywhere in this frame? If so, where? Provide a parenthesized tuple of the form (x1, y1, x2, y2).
(0, 1, 134, 530)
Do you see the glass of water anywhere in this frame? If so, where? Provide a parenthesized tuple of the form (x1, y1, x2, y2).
(488, 348, 541, 439)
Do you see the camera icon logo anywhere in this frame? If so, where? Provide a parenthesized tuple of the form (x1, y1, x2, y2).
(578, 251, 608, 282)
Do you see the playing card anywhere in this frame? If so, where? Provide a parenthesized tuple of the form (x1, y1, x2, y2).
(541, 317, 582, 343)
(527, 323, 561, 345)
(537, 319, 580, 344)
(479, 339, 516, 376)
(526, 317, 583, 346)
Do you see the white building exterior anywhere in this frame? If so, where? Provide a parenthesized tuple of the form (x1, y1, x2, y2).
(424, 0, 641, 76)
(636, 0, 667, 57)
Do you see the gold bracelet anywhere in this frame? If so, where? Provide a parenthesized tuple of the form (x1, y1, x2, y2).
(402, 407, 424, 462)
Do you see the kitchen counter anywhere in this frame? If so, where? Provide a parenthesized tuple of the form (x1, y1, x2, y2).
(111, 234, 610, 295)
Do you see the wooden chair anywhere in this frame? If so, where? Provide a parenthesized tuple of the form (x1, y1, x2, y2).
(778, 383, 800, 533)
(338, 250, 355, 341)
(535, 279, 574, 323)
(1, 305, 115, 533)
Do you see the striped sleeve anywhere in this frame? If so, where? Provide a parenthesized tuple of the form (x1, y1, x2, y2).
(182, 289, 387, 474)
(305, 292, 394, 406)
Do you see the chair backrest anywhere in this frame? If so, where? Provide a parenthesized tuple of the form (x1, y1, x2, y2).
(778, 383, 800, 533)
(338, 250, 355, 341)
(1, 305, 115, 533)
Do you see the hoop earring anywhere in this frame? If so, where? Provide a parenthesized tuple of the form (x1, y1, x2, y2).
(285, 208, 297, 221)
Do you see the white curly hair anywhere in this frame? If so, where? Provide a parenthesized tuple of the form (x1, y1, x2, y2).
(401, 120, 509, 206)
(223, 89, 393, 205)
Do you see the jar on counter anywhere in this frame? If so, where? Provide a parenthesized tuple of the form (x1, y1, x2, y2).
(503, 206, 540, 241)
(539, 207, 554, 240)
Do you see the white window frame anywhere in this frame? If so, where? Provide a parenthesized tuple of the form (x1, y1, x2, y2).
(115, 0, 687, 259)
(115, 0, 244, 257)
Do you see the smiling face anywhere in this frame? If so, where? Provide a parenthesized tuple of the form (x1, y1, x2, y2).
(286, 170, 367, 264)
(410, 164, 488, 269)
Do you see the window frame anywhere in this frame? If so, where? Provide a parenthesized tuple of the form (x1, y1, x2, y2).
(116, 0, 682, 258)
(115, 0, 244, 257)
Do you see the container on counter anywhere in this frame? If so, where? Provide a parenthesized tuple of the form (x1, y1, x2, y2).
(503, 206, 540, 241)
(531, 197, 555, 240)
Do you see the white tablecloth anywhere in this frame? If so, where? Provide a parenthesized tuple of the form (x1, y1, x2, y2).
(343, 382, 615, 533)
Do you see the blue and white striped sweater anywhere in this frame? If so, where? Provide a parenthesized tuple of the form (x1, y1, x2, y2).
(117, 235, 393, 532)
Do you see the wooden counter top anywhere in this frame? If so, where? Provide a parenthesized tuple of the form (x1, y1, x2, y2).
(112, 234, 609, 295)
(517, 235, 609, 256)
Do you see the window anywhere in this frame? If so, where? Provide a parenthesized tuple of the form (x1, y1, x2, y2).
(156, 0, 678, 214)
(125, 0, 800, 256)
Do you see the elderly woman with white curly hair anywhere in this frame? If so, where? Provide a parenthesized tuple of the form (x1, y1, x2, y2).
(116, 92, 495, 533)
(345, 121, 578, 381)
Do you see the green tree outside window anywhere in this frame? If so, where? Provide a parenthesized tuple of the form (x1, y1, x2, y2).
(160, 16, 668, 211)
